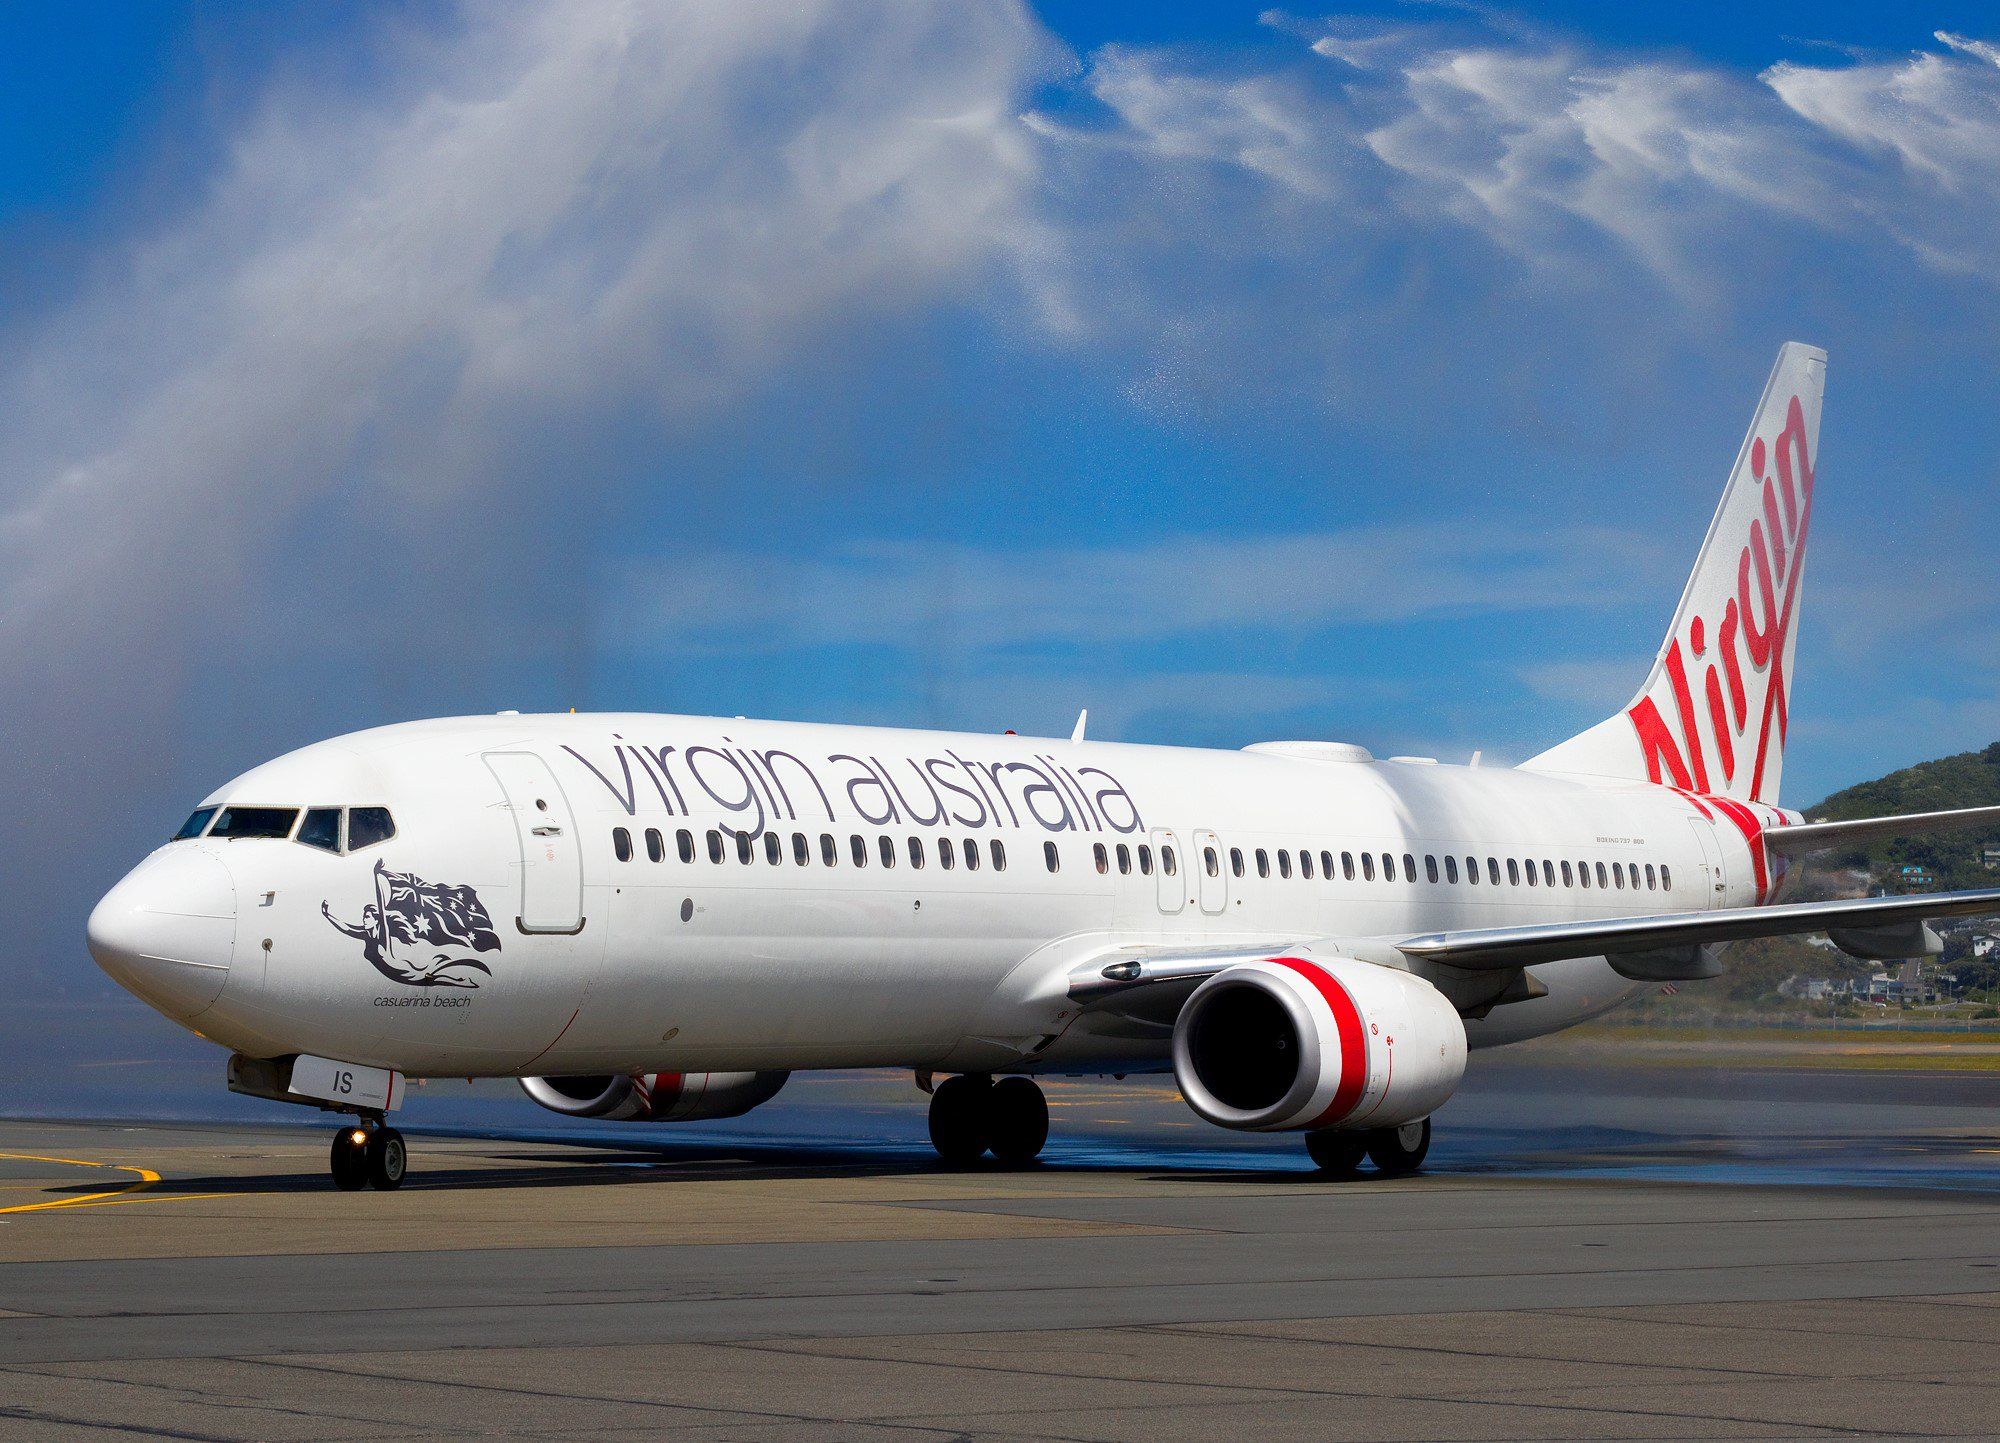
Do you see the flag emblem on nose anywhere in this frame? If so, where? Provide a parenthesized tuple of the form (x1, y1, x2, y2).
(323, 859, 503, 989)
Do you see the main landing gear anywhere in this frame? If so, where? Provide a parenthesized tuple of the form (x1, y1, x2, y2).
(329, 1119, 407, 1191)
(1306, 1117, 1431, 1179)
(927, 1074, 1049, 1168)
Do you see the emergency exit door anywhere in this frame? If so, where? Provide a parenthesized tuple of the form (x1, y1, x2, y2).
(484, 752, 585, 933)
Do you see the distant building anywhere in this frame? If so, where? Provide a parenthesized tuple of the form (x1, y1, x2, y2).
(1893, 864, 1940, 892)
(1982, 846, 2000, 872)
(1862, 961, 1943, 1005)
(1975, 935, 1999, 959)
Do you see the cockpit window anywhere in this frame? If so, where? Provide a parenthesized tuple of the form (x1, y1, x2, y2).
(173, 807, 217, 841)
(297, 808, 342, 853)
(211, 806, 299, 840)
(347, 807, 396, 851)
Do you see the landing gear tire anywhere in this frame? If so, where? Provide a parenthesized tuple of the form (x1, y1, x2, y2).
(1305, 1130, 1368, 1177)
(987, 1077, 1049, 1168)
(365, 1126, 407, 1191)
(1365, 1117, 1431, 1177)
(928, 1074, 993, 1167)
(330, 1127, 369, 1191)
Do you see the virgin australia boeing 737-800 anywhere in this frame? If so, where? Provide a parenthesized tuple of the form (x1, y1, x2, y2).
(88, 342, 2000, 1190)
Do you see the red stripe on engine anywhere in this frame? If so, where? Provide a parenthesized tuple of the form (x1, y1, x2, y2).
(1269, 957, 1367, 1128)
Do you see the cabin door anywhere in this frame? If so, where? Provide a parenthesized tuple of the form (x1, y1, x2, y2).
(1192, 828, 1227, 915)
(484, 751, 585, 933)
(1151, 828, 1185, 915)
(1686, 816, 1727, 905)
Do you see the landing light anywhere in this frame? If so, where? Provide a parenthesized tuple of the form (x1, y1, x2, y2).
(349, 1129, 368, 1145)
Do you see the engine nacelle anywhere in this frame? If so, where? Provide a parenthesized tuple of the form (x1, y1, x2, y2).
(1171, 956, 1465, 1131)
(520, 1071, 788, 1122)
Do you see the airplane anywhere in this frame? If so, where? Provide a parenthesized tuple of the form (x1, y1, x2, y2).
(88, 341, 2000, 1191)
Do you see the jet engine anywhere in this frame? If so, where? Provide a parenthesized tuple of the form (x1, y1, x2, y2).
(1171, 957, 1464, 1131)
(520, 1071, 788, 1122)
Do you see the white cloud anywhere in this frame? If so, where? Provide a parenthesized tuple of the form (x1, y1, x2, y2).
(0, 0, 1059, 699)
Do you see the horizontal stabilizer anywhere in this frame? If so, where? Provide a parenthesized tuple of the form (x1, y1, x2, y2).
(1767, 805, 2000, 856)
(1398, 887, 2000, 972)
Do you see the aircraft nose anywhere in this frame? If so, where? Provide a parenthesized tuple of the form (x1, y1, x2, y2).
(87, 848, 236, 1020)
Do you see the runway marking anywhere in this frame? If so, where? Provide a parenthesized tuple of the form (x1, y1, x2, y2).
(0, 1152, 160, 1215)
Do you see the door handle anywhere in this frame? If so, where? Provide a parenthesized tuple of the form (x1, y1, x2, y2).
(531, 825, 563, 838)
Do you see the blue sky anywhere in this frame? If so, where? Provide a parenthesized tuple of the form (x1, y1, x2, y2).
(4, 1, 2000, 1077)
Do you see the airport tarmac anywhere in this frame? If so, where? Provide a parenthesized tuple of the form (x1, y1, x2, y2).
(3, 1055, 1999, 1439)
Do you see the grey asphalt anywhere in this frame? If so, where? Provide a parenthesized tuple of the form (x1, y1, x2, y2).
(2, 1061, 1998, 1439)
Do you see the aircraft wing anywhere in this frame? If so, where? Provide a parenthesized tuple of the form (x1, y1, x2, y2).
(1766, 805, 2000, 856)
(1067, 887, 2000, 1004)
(1398, 887, 2000, 971)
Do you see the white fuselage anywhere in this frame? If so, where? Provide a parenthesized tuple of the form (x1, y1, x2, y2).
(91, 712, 1792, 1082)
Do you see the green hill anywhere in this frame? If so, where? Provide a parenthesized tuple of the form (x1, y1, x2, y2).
(1807, 742, 2000, 891)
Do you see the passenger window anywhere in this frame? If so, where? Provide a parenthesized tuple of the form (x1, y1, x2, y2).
(1595, 861, 1608, 888)
(1645, 862, 1657, 890)
(1425, 854, 1438, 883)
(1561, 859, 1573, 887)
(881, 835, 897, 868)
(1403, 853, 1416, 882)
(991, 840, 1006, 872)
(212, 806, 300, 841)
(1116, 844, 1131, 875)
(1204, 846, 1219, 877)
(852, 834, 868, 867)
(646, 828, 665, 863)
(1231, 847, 1245, 879)
(1543, 860, 1556, 888)
(1613, 862, 1626, 889)
(821, 833, 838, 866)
(1161, 845, 1175, 877)
(680, 829, 696, 863)
(1509, 858, 1522, 886)
(938, 837, 955, 870)
(1046, 841, 1061, 873)
(1361, 853, 1375, 882)
(708, 830, 725, 863)
(1137, 844, 1153, 876)
(963, 838, 980, 871)
(174, 806, 218, 841)
(795, 832, 810, 865)
(766, 832, 782, 865)
(1464, 855, 1478, 885)
(1277, 850, 1291, 880)
(1095, 843, 1109, 875)
(1381, 853, 1395, 882)
(347, 807, 395, 850)
(1579, 859, 1591, 888)
(735, 832, 753, 864)
(613, 828, 632, 862)
(1255, 848, 1270, 879)
(1661, 863, 1672, 890)
(1487, 857, 1501, 886)
(1445, 855, 1459, 884)
(1321, 849, 1335, 879)
(1342, 852, 1355, 881)
(1299, 850, 1312, 880)
(908, 836, 925, 869)
(297, 808, 341, 853)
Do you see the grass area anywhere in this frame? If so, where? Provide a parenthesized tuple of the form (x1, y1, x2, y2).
(1571, 1021, 2000, 1046)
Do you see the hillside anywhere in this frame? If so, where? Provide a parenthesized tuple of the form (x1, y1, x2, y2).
(1807, 741, 2000, 890)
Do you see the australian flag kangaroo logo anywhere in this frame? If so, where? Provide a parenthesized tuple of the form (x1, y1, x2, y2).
(323, 859, 503, 989)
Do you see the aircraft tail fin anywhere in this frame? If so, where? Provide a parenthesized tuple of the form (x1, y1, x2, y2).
(1522, 342, 1826, 805)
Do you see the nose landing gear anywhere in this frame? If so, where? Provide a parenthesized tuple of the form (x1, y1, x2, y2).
(330, 1119, 406, 1191)
(926, 1074, 1049, 1168)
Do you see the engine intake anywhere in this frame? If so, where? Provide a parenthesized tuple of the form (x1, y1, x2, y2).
(1171, 956, 1464, 1131)
(520, 1071, 788, 1122)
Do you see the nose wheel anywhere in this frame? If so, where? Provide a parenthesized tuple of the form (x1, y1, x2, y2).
(927, 1075, 1048, 1168)
(330, 1122, 407, 1191)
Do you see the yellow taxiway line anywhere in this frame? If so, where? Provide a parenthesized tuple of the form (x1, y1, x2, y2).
(0, 1152, 161, 1214)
